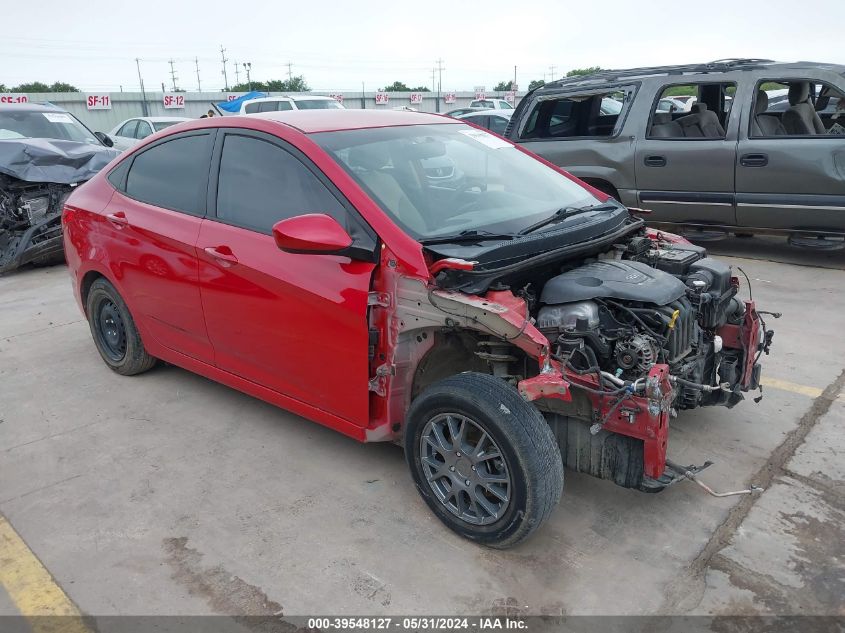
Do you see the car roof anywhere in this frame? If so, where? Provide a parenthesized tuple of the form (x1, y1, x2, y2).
(136, 116, 192, 122)
(245, 95, 335, 103)
(241, 109, 460, 133)
(0, 102, 66, 113)
(534, 59, 845, 92)
(458, 110, 513, 119)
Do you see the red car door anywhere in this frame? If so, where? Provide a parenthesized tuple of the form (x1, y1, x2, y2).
(99, 131, 215, 363)
(197, 130, 378, 425)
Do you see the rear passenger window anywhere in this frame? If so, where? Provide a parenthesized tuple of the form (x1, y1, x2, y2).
(519, 87, 632, 140)
(124, 134, 211, 216)
(647, 83, 735, 139)
(244, 102, 261, 114)
(215, 134, 346, 234)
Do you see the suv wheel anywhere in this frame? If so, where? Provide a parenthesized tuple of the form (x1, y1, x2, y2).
(405, 372, 563, 548)
(86, 277, 157, 376)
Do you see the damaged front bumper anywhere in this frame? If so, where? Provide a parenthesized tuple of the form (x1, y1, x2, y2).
(0, 213, 64, 274)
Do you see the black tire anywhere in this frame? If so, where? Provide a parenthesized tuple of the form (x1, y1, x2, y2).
(404, 372, 563, 548)
(85, 277, 157, 376)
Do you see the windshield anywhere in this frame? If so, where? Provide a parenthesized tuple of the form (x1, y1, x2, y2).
(153, 120, 181, 132)
(313, 123, 599, 239)
(0, 110, 99, 144)
(295, 99, 343, 110)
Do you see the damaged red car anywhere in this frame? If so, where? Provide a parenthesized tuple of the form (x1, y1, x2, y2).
(63, 110, 774, 547)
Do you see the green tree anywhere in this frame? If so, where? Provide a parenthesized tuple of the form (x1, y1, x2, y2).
(494, 80, 515, 91)
(12, 81, 51, 92)
(230, 75, 310, 93)
(565, 66, 602, 77)
(410, 86, 430, 92)
(48, 81, 80, 92)
(528, 79, 545, 91)
(381, 81, 411, 92)
(0, 84, 7, 92)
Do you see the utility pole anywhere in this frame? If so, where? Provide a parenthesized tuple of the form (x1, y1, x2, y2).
(513, 65, 517, 92)
(243, 62, 252, 92)
(549, 64, 557, 81)
(135, 58, 149, 116)
(435, 58, 444, 113)
(220, 45, 229, 90)
(285, 62, 293, 82)
(431, 68, 436, 94)
(168, 59, 179, 91)
(195, 57, 202, 92)
(361, 81, 366, 109)
(233, 61, 241, 86)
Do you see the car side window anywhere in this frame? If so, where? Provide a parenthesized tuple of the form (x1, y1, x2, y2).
(136, 121, 153, 139)
(118, 120, 138, 137)
(488, 116, 509, 135)
(647, 82, 734, 140)
(244, 102, 261, 114)
(519, 87, 631, 140)
(124, 133, 211, 216)
(215, 134, 347, 234)
(750, 80, 845, 137)
(257, 101, 278, 113)
(277, 101, 293, 111)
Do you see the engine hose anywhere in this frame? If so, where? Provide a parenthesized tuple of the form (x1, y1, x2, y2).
(600, 299, 668, 345)
(671, 375, 731, 392)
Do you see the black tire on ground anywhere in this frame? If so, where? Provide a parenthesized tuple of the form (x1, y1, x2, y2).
(404, 372, 563, 548)
(85, 277, 157, 376)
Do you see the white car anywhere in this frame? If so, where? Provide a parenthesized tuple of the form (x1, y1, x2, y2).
(108, 117, 191, 151)
(455, 109, 513, 135)
(469, 98, 514, 110)
(239, 95, 344, 114)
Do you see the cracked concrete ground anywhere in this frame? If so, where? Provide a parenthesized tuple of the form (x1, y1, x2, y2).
(1, 238, 843, 618)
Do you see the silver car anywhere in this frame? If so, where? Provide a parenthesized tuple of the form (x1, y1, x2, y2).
(108, 117, 191, 151)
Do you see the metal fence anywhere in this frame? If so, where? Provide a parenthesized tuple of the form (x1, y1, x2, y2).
(4, 91, 525, 132)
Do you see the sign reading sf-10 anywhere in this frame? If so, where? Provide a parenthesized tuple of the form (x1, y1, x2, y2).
(86, 94, 112, 110)
(0, 94, 28, 104)
(163, 94, 185, 109)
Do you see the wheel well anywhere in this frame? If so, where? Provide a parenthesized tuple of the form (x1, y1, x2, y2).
(582, 178, 619, 201)
(411, 332, 490, 399)
(80, 271, 105, 315)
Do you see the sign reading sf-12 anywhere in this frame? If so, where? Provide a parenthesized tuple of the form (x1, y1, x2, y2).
(86, 94, 112, 110)
(163, 94, 185, 109)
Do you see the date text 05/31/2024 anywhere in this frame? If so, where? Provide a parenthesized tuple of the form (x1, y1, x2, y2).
(306, 618, 528, 630)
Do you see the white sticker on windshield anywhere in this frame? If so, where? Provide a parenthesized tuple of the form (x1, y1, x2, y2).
(458, 128, 513, 149)
(42, 112, 74, 123)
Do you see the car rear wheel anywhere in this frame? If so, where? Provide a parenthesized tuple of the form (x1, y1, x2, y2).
(405, 372, 563, 548)
(86, 277, 157, 376)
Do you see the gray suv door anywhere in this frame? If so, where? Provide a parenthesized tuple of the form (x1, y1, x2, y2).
(736, 74, 845, 233)
(633, 81, 738, 228)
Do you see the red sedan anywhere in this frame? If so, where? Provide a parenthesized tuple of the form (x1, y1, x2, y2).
(63, 110, 770, 547)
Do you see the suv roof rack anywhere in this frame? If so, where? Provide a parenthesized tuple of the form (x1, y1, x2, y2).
(540, 59, 776, 90)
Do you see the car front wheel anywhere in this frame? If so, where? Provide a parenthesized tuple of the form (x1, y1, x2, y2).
(405, 372, 563, 548)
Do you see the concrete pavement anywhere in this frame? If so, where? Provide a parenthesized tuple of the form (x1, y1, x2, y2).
(1, 240, 843, 618)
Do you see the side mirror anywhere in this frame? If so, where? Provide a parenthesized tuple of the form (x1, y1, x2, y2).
(95, 131, 114, 147)
(272, 214, 353, 255)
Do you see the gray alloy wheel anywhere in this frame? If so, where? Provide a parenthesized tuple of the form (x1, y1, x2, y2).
(419, 413, 511, 525)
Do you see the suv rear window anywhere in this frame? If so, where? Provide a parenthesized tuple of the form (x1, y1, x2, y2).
(519, 87, 632, 140)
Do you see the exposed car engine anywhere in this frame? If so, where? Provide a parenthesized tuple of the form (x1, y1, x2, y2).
(0, 174, 73, 273)
(536, 239, 762, 410)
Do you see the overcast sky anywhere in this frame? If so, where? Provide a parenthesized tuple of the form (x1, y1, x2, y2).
(3, 0, 845, 93)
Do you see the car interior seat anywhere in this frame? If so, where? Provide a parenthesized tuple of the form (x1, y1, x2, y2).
(752, 90, 786, 136)
(347, 145, 428, 234)
(676, 103, 726, 138)
(649, 112, 683, 138)
(782, 82, 826, 135)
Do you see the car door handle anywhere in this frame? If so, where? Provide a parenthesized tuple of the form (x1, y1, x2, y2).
(204, 245, 239, 267)
(740, 153, 768, 167)
(644, 155, 667, 167)
(106, 211, 128, 228)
